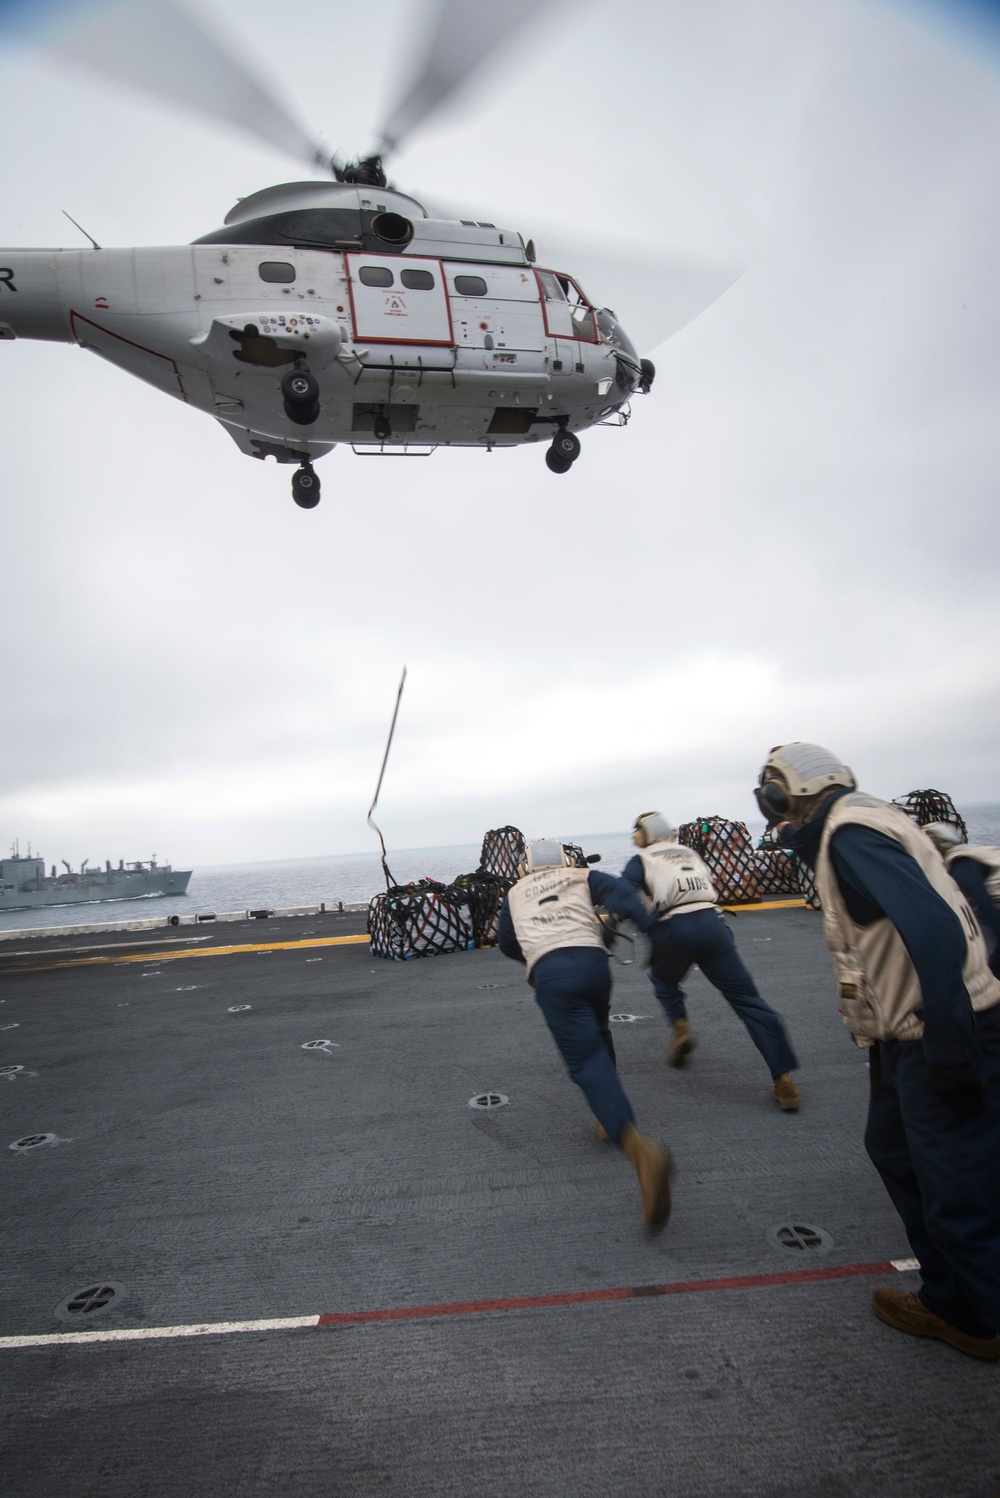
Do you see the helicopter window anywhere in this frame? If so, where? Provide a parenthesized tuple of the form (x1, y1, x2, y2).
(400, 268, 435, 290)
(537, 271, 566, 303)
(537, 269, 598, 342)
(453, 275, 488, 297)
(258, 262, 296, 283)
(358, 266, 394, 288)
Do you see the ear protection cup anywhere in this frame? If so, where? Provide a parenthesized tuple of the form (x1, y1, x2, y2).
(755, 781, 789, 819)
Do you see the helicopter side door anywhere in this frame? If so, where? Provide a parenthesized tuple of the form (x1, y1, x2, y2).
(344, 253, 452, 346)
(445, 264, 543, 359)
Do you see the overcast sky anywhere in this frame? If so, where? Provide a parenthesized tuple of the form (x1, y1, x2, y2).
(1, 0, 998, 867)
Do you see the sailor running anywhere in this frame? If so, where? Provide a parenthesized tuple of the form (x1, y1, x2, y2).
(621, 812, 800, 1111)
(760, 741, 1000, 1361)
(497, 838, 675, 1235)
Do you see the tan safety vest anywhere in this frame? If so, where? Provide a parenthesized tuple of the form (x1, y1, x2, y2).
(638, 840, 718, 919)
(944, 844, 1000, 904)
(815, 792, 1000, 1046)
(507, 866, 605, 978)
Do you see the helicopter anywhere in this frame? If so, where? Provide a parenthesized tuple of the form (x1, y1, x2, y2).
(0, 0, 734, 509)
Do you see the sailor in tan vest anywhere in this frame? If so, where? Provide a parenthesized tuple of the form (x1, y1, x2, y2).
(497, 838, 675, 1234)
(620, 813, 800, 1111)
(758, 742, 1000, 1361)
(923, 822, 1000, 977)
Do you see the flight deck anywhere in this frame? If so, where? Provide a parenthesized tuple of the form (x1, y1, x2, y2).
(2, 907, 997, 1496)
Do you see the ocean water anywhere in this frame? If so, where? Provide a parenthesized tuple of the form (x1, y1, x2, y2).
(0, 831, 638, 934)
(2, 809, 999, 935)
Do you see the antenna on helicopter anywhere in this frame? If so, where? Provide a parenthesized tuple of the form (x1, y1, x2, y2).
(60, 211, 101, 251)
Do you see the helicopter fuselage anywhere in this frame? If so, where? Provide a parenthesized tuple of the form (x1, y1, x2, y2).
(0, 183, 646, 488)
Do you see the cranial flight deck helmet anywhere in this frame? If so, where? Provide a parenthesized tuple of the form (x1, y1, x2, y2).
(755, 743, 856, 823)
(520, 838, 572, 876)
(633, 812, 677, 847)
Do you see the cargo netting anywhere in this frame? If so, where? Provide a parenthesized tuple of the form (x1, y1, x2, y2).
(755, 826, 821, 908)
(678, 816, 819, 907)
(478, 826, 526, 885)
(368, 825, 528, 960)
(368, 880, 475, 961)
(892, 788, 968, 842)
(451, 871, 507, 948)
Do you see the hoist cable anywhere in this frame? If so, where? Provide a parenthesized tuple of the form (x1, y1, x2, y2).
(367, 667, 407, 890)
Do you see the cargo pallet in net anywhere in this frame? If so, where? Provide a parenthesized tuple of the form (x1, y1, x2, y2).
(478, 825, 526, 885)
(367, 826, 526, 961)
(892, 788, 968, 842)
(368, 881, 476, 961)
(678, 816, 819, 908)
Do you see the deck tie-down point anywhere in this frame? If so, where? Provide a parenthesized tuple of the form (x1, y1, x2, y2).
(766, 1222, 834, 1255)
(53, 1282, 126, 1324)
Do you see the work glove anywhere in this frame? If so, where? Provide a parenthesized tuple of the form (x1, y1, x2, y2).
(926, 1063, 987, 1117)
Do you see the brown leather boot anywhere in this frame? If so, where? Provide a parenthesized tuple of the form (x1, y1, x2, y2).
(668, 1017, 695, 1067)
(772, 1073, 799, 1111)
(620, 1122, 675, 1234)
(872, 1289, 1000, 1361)
(595, 1119, 610, 1142)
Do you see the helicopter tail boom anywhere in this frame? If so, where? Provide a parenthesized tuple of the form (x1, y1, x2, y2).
(0, 250, 78, 344)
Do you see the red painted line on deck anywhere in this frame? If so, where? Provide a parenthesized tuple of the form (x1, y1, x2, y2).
(3, 1259, 916, 1348)
(316, 1260, 900, 1327)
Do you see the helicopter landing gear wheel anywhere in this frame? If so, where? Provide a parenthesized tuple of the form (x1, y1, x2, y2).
(282, 368, 321, 426)
(551, 429, 581, 463)
(285, 399, 320, 425)
(281, 369, 319, 406)
(292, 463, 320, 509)
(545, 448, 573, 475)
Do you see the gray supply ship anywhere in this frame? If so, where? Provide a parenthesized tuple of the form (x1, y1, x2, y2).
(0, 844, 191, 911)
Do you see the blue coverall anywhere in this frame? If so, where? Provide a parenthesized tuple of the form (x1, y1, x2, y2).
(619, 855, 798, 1080)
(497, 869, 655, 1145)
(783, 791, 1000, 1337)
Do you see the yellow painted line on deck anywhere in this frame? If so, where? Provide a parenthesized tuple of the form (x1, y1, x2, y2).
(26, 934, 371, 971)
(8, 902, 814, 973)
(721, 899, 811, 913)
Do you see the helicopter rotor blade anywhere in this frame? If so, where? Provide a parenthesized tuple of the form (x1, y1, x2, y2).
(544, 241, 747, 356)
(6, 0, 327, 168)
(415, 194, 746, 354)
(377, 0, 562, 157)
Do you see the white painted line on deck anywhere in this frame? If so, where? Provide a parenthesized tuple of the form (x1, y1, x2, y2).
(0, 1315, 321, 1348)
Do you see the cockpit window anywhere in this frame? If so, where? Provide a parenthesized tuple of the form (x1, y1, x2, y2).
(537, 271, 566, 303)
(597, 307, 639, 360)
(259, 261, 296, 283)
(536, 270, 599, 343)
(359, 265, 394, 287)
